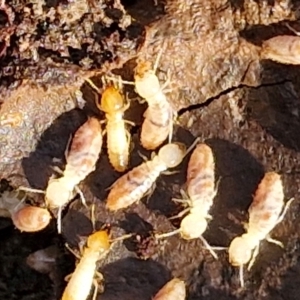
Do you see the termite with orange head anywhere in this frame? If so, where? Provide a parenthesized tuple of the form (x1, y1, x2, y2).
(62, 230, 110, 300)
(0, 179, 51, 232)
(85, 77, 132, 172)
(153, 278, 186, 300)
(155, 144, 220, 259)
(20, 117, 103, 233)
(106, 139, 199, 211)
(228, 172, 294, 287)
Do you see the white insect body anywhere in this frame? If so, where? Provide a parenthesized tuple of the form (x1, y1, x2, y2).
(262, 35, 300, 65)
(134, 57, 174, 150)
(179, 143, 217, 240)
(45, 117, 102, 209)
(155, 144, 219, 258)
(98, 85, 130, 172)
(0, 181, 51, 232)
(153, 278, 186, 300)
(228, 172, 293, 287)
(106, 143, 187, 211)
(62, 230, 110, 300)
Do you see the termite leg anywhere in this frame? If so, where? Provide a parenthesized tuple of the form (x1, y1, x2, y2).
(104, 76, 135, 86)
(266, 236, 284, 248)
(74, 185, 88, 208)
(137, 151, 149, 162)
(57, 206, 63, 234)
(168, 117, 173, 144)
(17, 186, 45, 194)
(153, 45, 165, 73)
(199, 235, 218, 259)
(239, 265, 245, 288)
(64, 135, 72, 161)
(124, 120, 136, 127)
(247, 244, 260, 271)
(65, 243, 81, 259)
(155, 228, 181, 239)
(275, 197, 294, 225)
(64, 273, 73, 282)
(168, 208, 190, 220)
(91, 203, 96, 232)
(285, 23, 300, 36)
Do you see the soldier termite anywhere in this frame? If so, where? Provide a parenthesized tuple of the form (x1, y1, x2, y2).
(0, 179, 51, 232)
(155, 144, 220, 259)
(62, 230, 110, 300)
(20, 117, 103, 233)
(106, 139, 199, 211)
(261, 24, 300, 65)
(153, 278, 186, 300)
(228, 172, 294, 287)
(86, 77, 132, 172)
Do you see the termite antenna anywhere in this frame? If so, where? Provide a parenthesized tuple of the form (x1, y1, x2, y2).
(17, 186, 45, 194)
(86, 78, 101, 93)
(110, 233, 133, 243)
(199, 235, 218, 259)
(182, 137, 201, 160)
(155, 228, 181, 239)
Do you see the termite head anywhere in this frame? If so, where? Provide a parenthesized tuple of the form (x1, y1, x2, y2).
(100, 86, 125, 114)
(45, 178, 73, 208)
(87, 230, 110, 252)
(180, 214, 207, 239)
(158, 143, 186, 168)
(228, 235, 254, 266)
(12, 206, 51, 232)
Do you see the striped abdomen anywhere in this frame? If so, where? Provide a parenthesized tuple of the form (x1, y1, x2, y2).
(262, 35, 300, 65)
(106, 117, 129, 172)
(187, 144, 216, 213)
(106, 158, 166, 211)
(64, 117, 102, 183)
(141, 99, 172, 150)
(248, 172, 284, 239)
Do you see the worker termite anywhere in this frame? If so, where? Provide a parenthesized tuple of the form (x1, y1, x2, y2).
(155, 144, 220, 259)
(106, 48, 174, 150)
(0, 180, 51, 232)
(153, 278, 186, 300)
(228, 172, 294, 287)
(20, 117, 103, 233)
(134, 54, 174, 150)
(86, 77, 131, 172)
(106, 139, 199, 211)
(62, 230, 110, 300)
(261, 24, 300, 65)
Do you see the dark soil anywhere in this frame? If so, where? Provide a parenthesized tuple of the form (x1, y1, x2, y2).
(1, 0, 300, 300)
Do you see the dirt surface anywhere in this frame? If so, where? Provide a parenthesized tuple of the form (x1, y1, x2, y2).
(1, 0, 300, 300)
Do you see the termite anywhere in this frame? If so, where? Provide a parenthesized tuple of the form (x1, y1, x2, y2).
(106, 139, 199, 211)
(261, 24, 300, 65)
(20, 117, 103, 233)
(86, 77, 131, 172)
(228, 172, 294, 287)
(155, 144, 220, 259)
(153, 278, 186, 300)
(0, 180, 51, 232)
(62, 230, 110, 300)
(106, 47, 174, 150)
(134, 55, 174, 150)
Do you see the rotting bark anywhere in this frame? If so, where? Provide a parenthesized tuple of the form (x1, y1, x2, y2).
(1, 0, 300, 300)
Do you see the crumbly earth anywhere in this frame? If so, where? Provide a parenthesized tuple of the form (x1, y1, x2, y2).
(1, 0, 300, 299)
